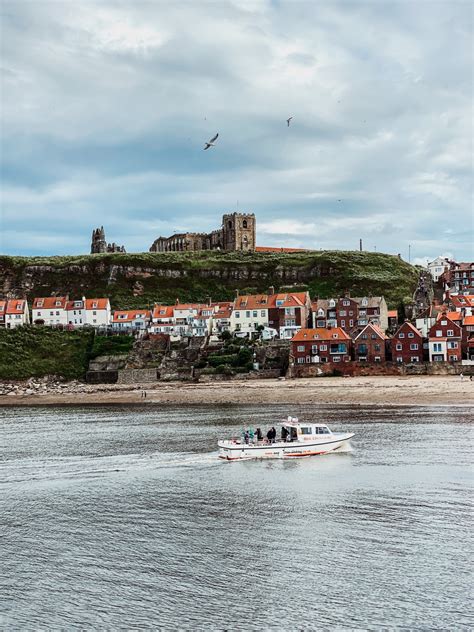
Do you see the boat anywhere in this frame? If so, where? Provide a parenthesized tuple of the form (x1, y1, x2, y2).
(218, 417, 354, 461)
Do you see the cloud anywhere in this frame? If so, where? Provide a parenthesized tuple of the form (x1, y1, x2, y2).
(0, 0, 472, 262)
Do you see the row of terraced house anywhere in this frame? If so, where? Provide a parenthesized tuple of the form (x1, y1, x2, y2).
(2, 291, 474, 364)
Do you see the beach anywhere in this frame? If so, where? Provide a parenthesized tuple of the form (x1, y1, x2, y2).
(0, 375, 472, 407)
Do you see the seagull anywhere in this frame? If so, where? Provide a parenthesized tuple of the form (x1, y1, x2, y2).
(204, 133, 218, 150)
(286, 117, 293, 127)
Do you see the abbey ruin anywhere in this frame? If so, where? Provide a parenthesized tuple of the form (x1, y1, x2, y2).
(90, 227, 126, 254)
(149, 213, 256, 252)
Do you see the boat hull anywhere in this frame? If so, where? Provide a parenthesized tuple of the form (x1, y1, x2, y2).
(218, 434, 354, 461)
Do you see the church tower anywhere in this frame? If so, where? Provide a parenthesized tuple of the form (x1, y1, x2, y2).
(222, 213, 256, 251)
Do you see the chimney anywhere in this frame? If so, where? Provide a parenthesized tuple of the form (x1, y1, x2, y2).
(344, 290, 351, 298)
(235, 289, 239, 298)
(359, 239, 363, 252)
(207, 296, 212, 306)
(268, 286, 275, 295)
(175, 298, 179, 305)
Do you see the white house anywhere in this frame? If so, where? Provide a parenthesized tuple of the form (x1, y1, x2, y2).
(2, 299, 30, 328)
(112, 310, 151, 331)
(428, 257, 450, 282)
(84, 298, 111, 327)
(32, 296, 69, 326)
(230, 295, 269, 336)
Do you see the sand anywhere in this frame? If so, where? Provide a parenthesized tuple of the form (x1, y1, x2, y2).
(0, 375, 473, 407)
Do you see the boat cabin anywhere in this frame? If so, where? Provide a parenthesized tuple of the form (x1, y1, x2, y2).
(281, 418, 333, 441)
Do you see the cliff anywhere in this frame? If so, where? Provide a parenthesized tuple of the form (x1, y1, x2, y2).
(0, 250, 418, 309)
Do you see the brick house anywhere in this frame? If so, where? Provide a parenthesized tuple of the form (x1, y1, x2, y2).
(353, 324, 388, 363)
(428, 315, 461, 362)
(461, 315, 474, 359)
(268, 291, 311, 339)
(311, 296, 388, 333)
(291, 327, 352, 365)
(391, 322, 423, 364)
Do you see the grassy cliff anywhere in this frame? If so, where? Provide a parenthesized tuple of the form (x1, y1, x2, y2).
(0, 250, 418, 309)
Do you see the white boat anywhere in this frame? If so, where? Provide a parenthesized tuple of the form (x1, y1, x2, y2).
(218, 417, 354, 461)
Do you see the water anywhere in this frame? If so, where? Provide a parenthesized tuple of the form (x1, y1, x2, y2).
(1, 404, 473, 630)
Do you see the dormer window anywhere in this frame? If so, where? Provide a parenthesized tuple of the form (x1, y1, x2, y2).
(361, 298, 368, 306)
(318, 309, 324, 316)
(92, 302, 98, 309)
(329, 299, 335, 308)
(37, 301, 44, 307)
(441, 320, 447, 325)
(332, 333, 338, 338)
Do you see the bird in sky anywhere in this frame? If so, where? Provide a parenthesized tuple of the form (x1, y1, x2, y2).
(204, 133, 218, 150)
(286, 117, 293, 127)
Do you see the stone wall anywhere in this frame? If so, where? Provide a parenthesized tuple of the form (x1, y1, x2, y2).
(289, 361, 473, 378)
(117, 368, 158, 384)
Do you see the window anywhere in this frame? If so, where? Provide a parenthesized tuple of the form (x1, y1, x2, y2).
(362, 298, 368, 306)
(285, 307, 295, 316)
(447, 330, 454, 337)
(333, 356, 341, 362)
(450, 355, 458, 361)
(399, 333, 405, 339)
(349, 320, 353, 327)
(301, 426, 312, 434)
(55, 311, 59, 316)
(311, 345, 318, 353)
(297, 345, 305, 352)
(242, 219, 248, 228)
(447, 341, 458, 349)
(396, 343, 402, 351)
(320, 345, 327, 351)
(297, 357, 304, 364)
(358, 344, 367, 354)
(332, 333, 339, 339)
(410, 357, 419, 363)
(235, 312, 240, 318)
(371, 334, 377, 339)
(408, 332, 414, 338)
(339, 310, 347, 317)
(318, 309, 324, 316)
(341, 320, 345, 327)
(329, 299, 335, 308)
(316, 320, 325, 327)
(261, 311, 265, 317)
(253, 311, 257, 318)
(374, 344, 381, 351)
(410, 343, 419, 350)
(306, 356, 311, 363)
(375, 356, 381, 362)
(433, 343, 442, 352)
(396, 357, 403, 363)
(330, 343, 347, 354)
(246, 311, 250, 318)
(50, 311, 54, 316)
(441, 320, 447, 326)
(436, 331, 442, 337)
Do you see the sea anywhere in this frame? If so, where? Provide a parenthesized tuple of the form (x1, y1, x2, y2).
(1, 404, 472, 630)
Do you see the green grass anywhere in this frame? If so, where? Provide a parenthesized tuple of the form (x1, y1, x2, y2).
(0, 250, 419, 310)
(0, 327, 95, 380)
(89, 335, 134, 359)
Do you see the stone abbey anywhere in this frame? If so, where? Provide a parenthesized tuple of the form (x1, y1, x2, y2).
(90, 227, 126, 254)
(149, 213, 256, 252)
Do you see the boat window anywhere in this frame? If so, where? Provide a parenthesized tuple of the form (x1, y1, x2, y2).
(315, 426, 330, 434)
(301, 426, 312, 435)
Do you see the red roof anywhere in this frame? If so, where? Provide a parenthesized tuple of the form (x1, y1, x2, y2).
(463, 316, 474, 326)
(235, 294, 271, 310)
(6, 299, 27, 314)
(112, 310, 151, 323)
(394, 321, 422, 337)
(0, 300, 6, 313)
(33, 296, 68, 309)
(355, 323, 388, 340)
(85, 299, 109, 310)
(450, 295, 474, 308)
(255, 246, 307, 253)
(437, 311, 462, 322)
(270, 292, 308, 308)
(152, 305, 174, 319)
(388, 310, 398, 318)
(292, 327, 350, 342)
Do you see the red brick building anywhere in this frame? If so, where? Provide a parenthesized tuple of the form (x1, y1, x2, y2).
(353, 324, 388, 363)
(268, 291, 311, 339)
(428, 315, 461, 362)
(391, 322, 423, 364)
(291, 327, 351, 365)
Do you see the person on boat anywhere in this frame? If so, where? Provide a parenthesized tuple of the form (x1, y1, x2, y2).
(244, 430, 250, 444)
(281, 426, 289, 442)
(269, 427, 277, 443)
(266, 428, 273, 443)
(256, 428, 263, 441)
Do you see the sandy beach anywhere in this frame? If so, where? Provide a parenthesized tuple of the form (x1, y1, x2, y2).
(0, 375, 473, 407)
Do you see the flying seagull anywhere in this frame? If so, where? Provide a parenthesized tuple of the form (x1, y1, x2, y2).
(286, 117, 293, 127)
(204, 133, 218, 150)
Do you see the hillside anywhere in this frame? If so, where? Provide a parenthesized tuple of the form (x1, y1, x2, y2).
(0, 250, 419, 309)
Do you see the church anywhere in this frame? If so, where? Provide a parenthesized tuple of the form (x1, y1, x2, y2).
(148, 212, 256, 252)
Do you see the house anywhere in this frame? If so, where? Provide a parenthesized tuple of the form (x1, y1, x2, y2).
(267, 291, 311, 339)
(449, 294, 474, 317)
(112, 310, 151, 331)
(428, 315, 461, 363)
(192, 307, 214, 337)
(84, 299, 111, 327)
(461, 315, 474, 359)
(150, 305, 175, 334)
(391, 322, 423, 364)
(415, 303, 443, 337)
(173, 303, 204, 337)
(212, 303, 233, 335)
(353, 324, 388, 363)
(311, 296, 388, 333)
(231, 294, 270, 336)
(291, 327, 352, 365)
(446, 262, 474, 294)
(427, 256, 451, 282)
(66, 298, 86, 327)
(1, 299, 30, 328)
(387, 310, 398, 333)
(32, 296, 69, 326)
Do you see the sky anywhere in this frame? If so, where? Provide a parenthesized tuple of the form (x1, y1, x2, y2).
(0, 0, 472, 263)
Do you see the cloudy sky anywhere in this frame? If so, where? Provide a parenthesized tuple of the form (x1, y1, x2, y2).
(1, 0, 472, 262)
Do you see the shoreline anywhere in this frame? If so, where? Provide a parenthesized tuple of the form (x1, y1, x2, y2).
(1, 376, 473, 408)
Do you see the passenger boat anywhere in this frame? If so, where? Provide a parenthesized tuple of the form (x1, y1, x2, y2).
(218, 417, 354, 461)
